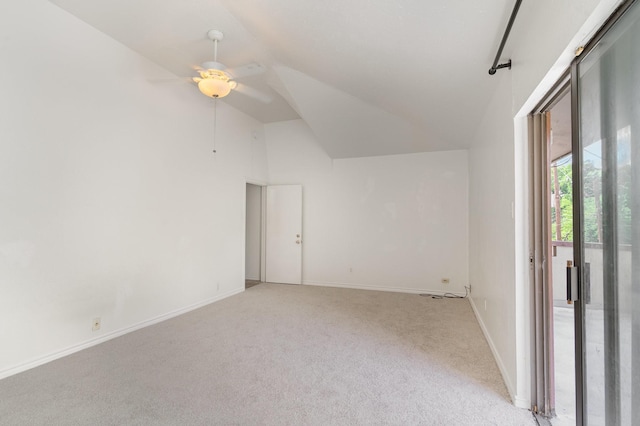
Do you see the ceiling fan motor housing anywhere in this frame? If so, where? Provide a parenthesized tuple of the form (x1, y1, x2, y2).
(202, 61, 227, 71)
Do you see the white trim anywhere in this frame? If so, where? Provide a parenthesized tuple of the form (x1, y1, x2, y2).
(0, 287, 243, 380)
(513, 395, 531, 410)
(260, 185, 267, 283)
(245, 179, 268, 187)
(303, 280, 467, 297)
(468, 296, 528, 408)
(514, 116, 533, 409)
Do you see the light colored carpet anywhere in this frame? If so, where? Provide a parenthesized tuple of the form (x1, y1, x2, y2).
(245, 280, 261, 289)
(0, 284, 535, 425)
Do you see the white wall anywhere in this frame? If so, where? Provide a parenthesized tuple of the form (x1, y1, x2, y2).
(468, 71, 521, 402)
(266, 120, 469, 294)
(467, 0, 623, 407)
(245, 184, 261, 281)
(0, 0, 268, 377)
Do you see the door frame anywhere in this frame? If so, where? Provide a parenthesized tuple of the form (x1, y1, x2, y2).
(529, 76, 571, 419)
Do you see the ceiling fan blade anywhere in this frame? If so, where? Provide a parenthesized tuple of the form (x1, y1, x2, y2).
(232, 83, 272, 104)
(226, 62, 266, 79)
(147, 77, 193, 85)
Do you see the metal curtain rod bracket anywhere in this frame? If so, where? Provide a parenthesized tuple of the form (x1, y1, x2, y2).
(489, 60, 512, 75)
(488, 0, 522, 75)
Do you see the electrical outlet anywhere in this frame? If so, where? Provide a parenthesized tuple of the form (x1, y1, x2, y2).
(92, 317, 101, 331)
(441, 278, 450, 284)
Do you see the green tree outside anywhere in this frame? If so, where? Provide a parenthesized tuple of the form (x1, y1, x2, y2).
(551, 153, 631, 245)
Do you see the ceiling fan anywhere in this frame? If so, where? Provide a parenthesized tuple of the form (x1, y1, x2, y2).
(192, 29, 272, 103)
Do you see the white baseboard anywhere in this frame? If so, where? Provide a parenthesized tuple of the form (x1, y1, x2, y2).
(303, 280, 466, 297)
(0, 287, 243, 380)
(468, 297, 522, 407)
(513, 395, 530, 409)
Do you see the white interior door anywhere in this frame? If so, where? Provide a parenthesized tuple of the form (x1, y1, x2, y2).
(265, 185, 302, 284)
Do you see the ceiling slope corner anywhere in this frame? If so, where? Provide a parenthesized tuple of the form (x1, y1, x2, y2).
(271, 65, 424, 159)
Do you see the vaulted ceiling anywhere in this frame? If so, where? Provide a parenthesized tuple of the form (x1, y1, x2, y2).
(51, 0, 514, 158)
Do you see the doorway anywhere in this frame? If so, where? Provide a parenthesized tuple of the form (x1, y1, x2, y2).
(530, 1, 640, 424)
(246, 183, 304, 288)
(245, 183, 263, 289)
(548, 90, 576, 426)
(529, 85, 575, 425)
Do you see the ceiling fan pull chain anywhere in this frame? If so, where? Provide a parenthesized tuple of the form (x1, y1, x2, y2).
(212, 98, 217, 155)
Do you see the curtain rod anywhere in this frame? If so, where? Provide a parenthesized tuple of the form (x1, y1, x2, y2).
(488, 0, 522, 75)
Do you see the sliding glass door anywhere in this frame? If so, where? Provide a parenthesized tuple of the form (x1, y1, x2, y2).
(575, 3, 640, 424)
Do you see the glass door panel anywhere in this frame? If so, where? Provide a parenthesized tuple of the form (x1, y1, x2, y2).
(577, 4, 640, 424)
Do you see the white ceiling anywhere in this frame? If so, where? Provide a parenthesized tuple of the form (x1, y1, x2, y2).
(50, 0, 515, 158)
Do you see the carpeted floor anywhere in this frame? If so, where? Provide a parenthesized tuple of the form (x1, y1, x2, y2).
(0, 284, 535, 425)
(245, 280, 261, 289)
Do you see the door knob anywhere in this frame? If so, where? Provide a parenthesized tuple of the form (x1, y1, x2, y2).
(296, 240, 301, 244)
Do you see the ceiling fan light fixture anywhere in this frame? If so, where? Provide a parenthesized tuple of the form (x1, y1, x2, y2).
(197, 70, 233, 98)
(192, 29, 269, 104)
